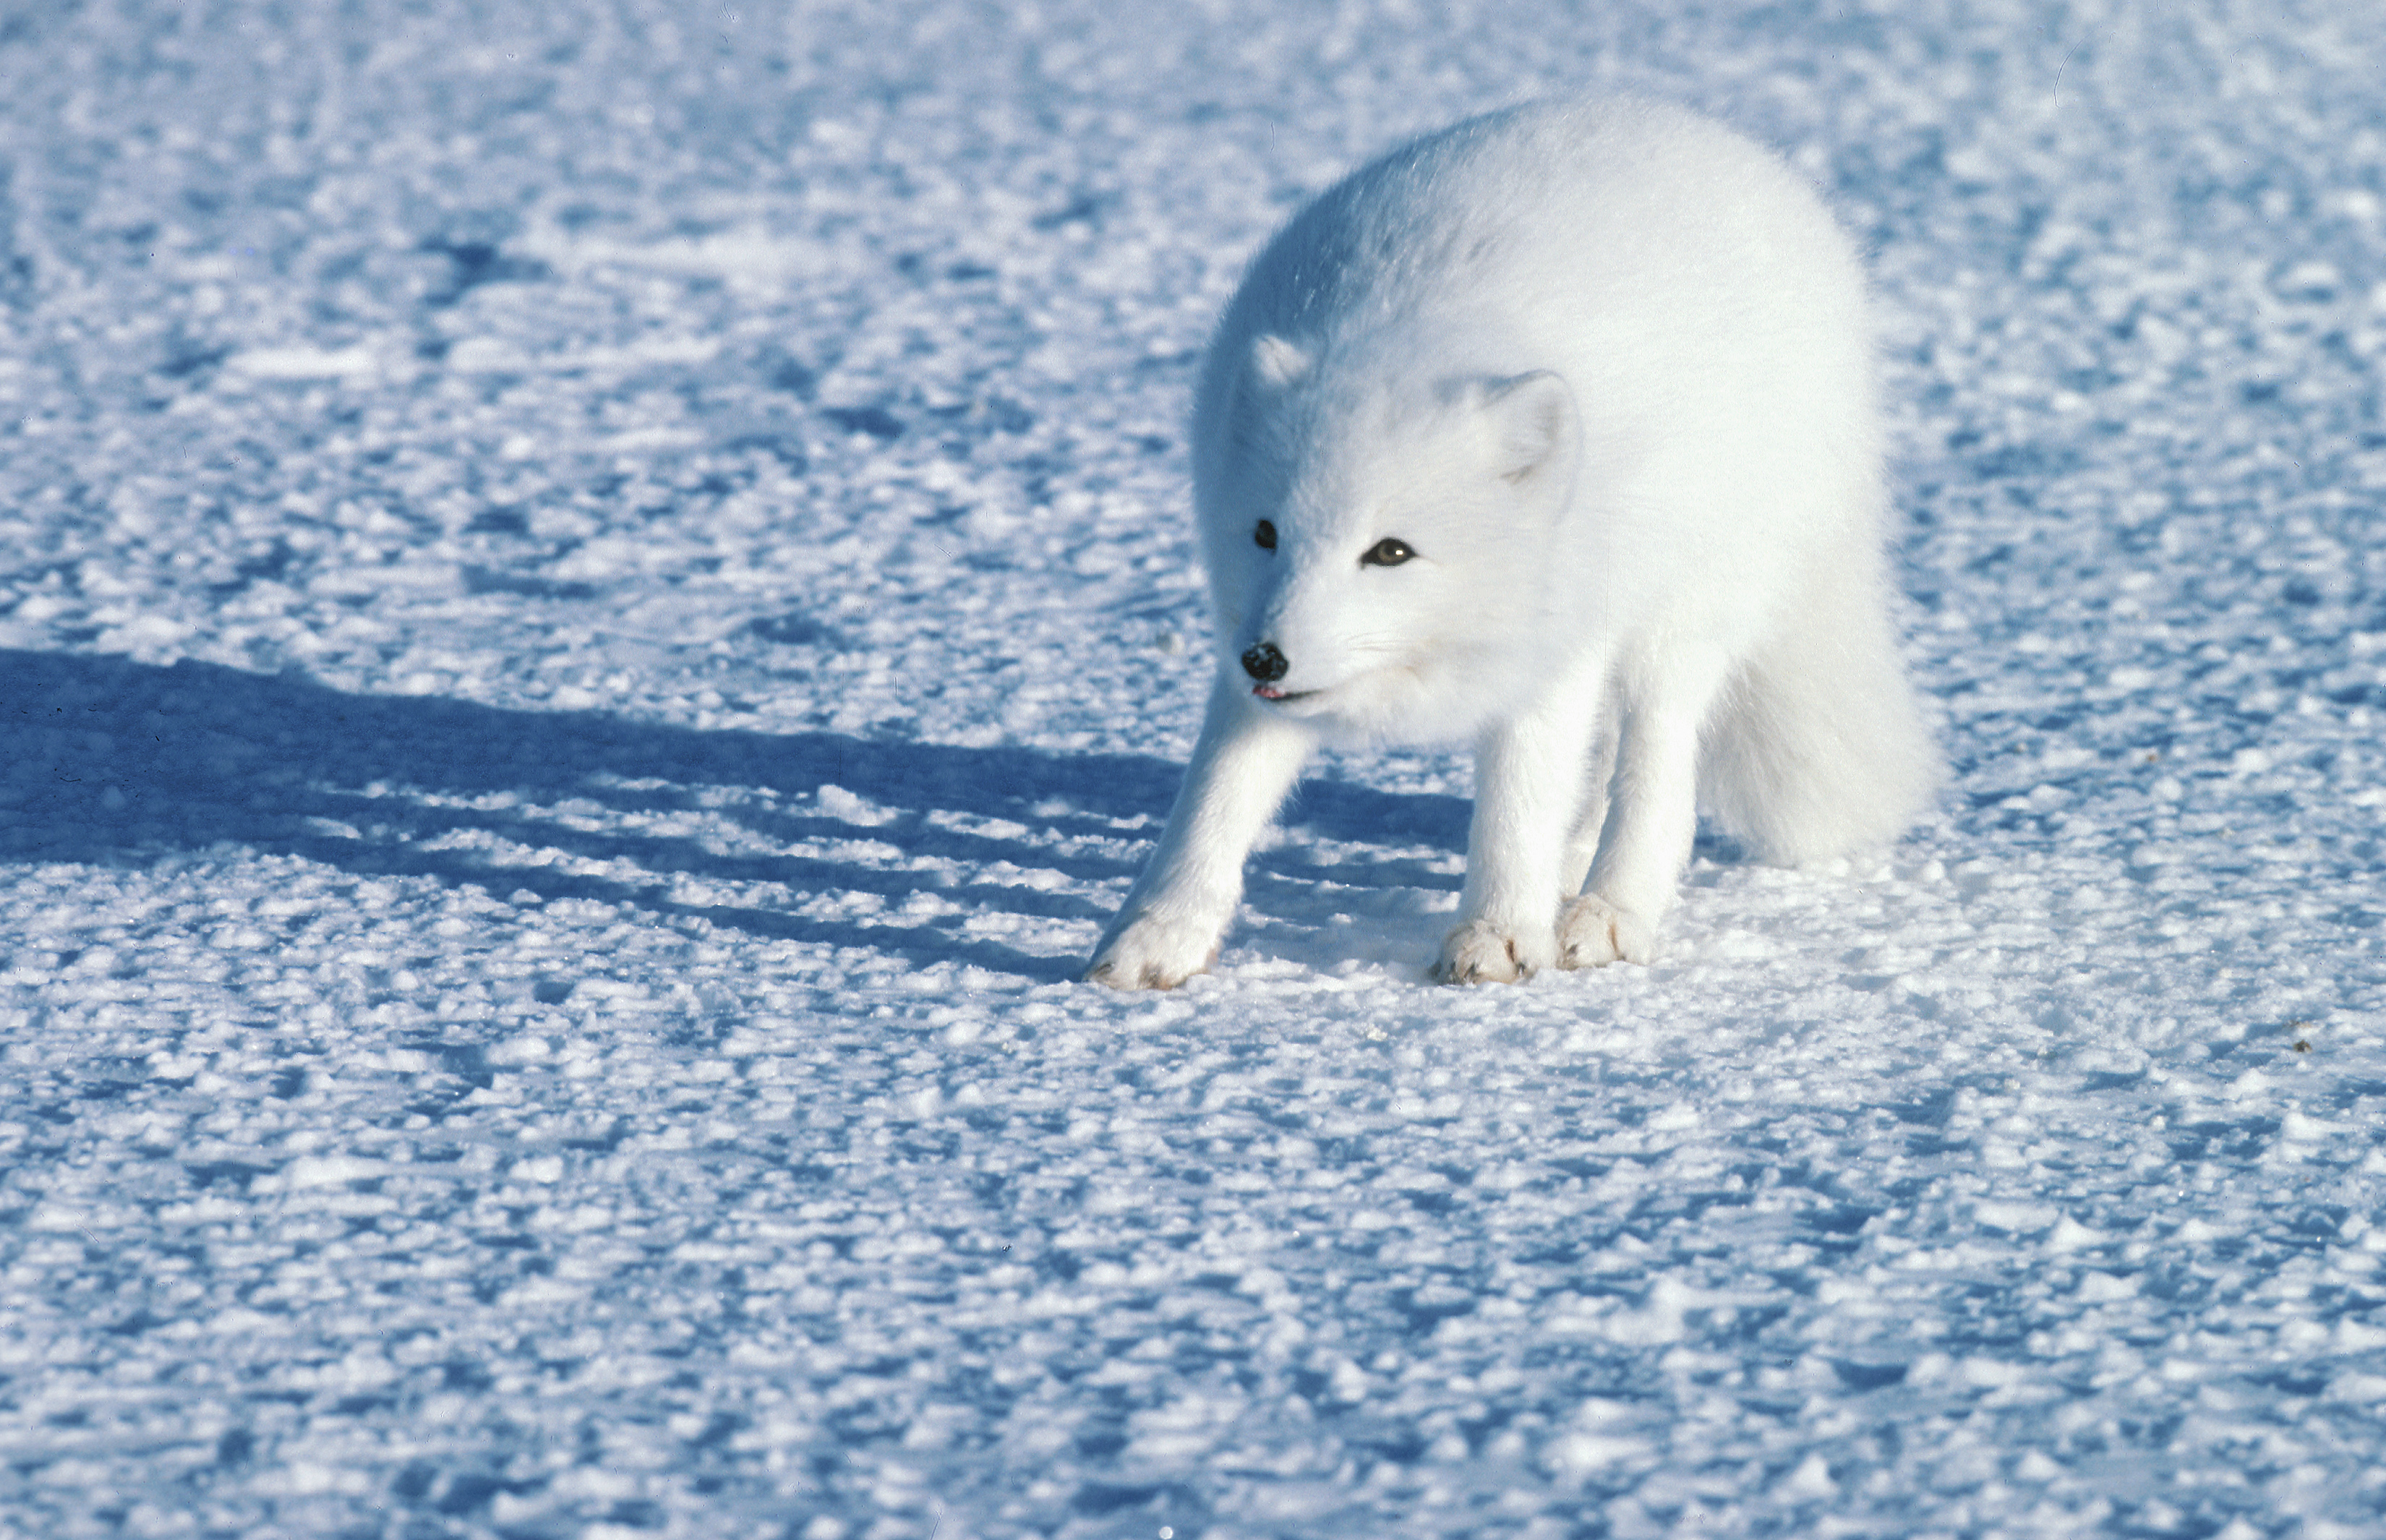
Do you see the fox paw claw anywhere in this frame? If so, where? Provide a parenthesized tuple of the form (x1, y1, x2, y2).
(1435, 918, 1553, 984)
(1557, 894, 1654, 967)
(1084, 913, 1221, 991)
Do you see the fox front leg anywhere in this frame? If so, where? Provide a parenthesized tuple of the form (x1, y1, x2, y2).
(1438, 670, 1609, 984)
(1085, 677, 1316, 990)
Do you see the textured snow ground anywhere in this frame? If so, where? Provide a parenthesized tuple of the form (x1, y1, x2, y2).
(5, 1, 2386, 1536)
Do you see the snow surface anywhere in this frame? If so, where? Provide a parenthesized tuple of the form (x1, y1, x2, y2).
(4, 1, 2386, 1536)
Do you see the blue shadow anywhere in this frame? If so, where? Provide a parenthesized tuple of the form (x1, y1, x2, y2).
(1, 651, 1470, 980)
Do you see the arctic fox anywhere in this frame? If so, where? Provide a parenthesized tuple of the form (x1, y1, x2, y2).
(1085, 97, 1936, 989)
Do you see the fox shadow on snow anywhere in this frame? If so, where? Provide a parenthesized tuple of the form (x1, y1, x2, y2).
(0, 650, 1471, 982)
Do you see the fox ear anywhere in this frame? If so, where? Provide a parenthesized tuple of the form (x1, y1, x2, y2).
(1249, 333, 1313, 390)
(1480, 371, 1574, 484)
(1227, 335, 1311, 453)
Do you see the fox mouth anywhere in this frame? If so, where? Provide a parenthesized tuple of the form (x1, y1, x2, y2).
(1251, 683, 1316, 702)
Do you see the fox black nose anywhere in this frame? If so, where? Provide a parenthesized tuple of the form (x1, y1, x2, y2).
(1241, 642, 1288, 683)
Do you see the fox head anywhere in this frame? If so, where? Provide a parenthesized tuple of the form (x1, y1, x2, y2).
(1192, 329, 1583, 740)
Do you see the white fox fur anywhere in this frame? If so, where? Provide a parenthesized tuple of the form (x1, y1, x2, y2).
(1085, 97, 1937, 990)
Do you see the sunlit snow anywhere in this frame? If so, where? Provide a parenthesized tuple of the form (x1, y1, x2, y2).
(3, 2, 2384, 1537)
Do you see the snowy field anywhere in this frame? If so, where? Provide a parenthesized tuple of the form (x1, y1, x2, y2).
(4, 1, 2386, 1535)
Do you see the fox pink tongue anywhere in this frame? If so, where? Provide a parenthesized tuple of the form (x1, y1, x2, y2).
(1253, 683, 1290, 700)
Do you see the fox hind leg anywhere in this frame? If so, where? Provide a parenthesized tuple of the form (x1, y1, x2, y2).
(1560, 653, 1729, 968)
(1557, 709, 1619, 902)
(1440, 659, 1612, 984)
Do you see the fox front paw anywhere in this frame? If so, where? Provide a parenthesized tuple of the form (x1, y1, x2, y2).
(1083, 912, 1223, 991)
(1557, 893, 1655, 967)
(1434, 918, 1556, 985)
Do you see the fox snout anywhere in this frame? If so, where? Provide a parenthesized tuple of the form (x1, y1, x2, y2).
(1241, 642, 1288, 683)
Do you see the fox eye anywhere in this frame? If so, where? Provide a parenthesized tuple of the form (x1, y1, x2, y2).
(1254, 520, 1277, 550)
(1360, 536, 1415, 568)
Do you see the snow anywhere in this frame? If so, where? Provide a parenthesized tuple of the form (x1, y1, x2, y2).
(3, 1, 2385, 1536)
